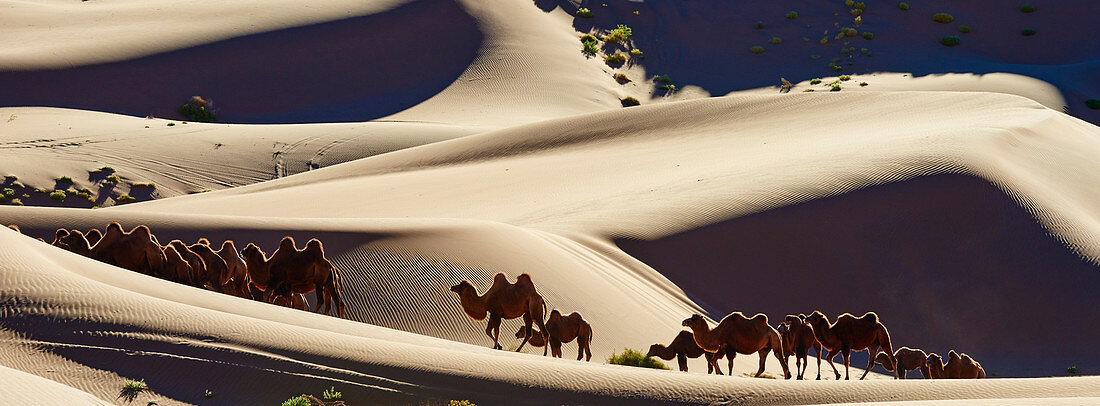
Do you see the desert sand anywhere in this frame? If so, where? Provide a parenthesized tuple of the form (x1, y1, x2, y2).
(1, 0, 1098, 405)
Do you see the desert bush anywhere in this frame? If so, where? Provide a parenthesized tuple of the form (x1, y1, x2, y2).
(932, 13, 954, 23)
(659, 84, 676, 91)
(1067, 366, 1078, 374)
(579, 34, 597, 43)
(117, 194, 136, 203)
(846, 0, 854, 6)
(862, 32, 874, 40)
(629, 48, 643, 56)
(132, 182, 156, 190)
(854, 2, 866, 9)
(575, 8, 593, 18)
(448, 401, 475, 406)
(1021, 28, 1036, 36)
(582, 39, 599, 55)
(803, 89, 814, 92)
(940, 35, 961, 46)
(607, 348, 669, 370)
(105, 174, 121, 185)
(958, 25, 971, 33)
(118, 379, 147, 402)
(861, 47, 870, 54)
(654, 74, 671, 83)
(57, 176, 73, 184)
(2, 188, 13, 197)
(167, 122, 175, 126)
(604, 52, 627, 65)
(49, 190, 66, 202)
(898, 2, 909, 10)
(281, 396, 311, 406)
(177, 96, 216, 123)
(323, 387, 342, 401)
(613, 73, 631, 83)
(620, 97, 640, 107)
(810, 78, 822, 84)
(839, 75, 852, 81)
(786, 11, 798, 19)
(750, 46, 765, 54)
(850, 8, 862, 16)
(9, 198, 22, 206)
(860, 82, 869, 87)
(768, 37, 782, 44)
(204, 390, 214, 398)
(604, 24, 632, 43)
(1020, 5, 1036, 13)
(1086, 99, 1100, 109)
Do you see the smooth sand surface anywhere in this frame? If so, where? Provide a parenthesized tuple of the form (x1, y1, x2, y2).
(1, 0, 1098, 404)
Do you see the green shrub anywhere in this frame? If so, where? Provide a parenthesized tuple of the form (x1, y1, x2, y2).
(1020, 5, 1036, 13)
(1021, 28, 1036, 36)
(448, 401, 475, 406)
(1067, 366, 1078, 374)
(607, 348, 669, 369)
(850, 8, 862, 16)
(1086, 99, 1100, 109)
(177, 96, 216, 123)
(629, 48, 643, 56)
(659, 84, 677, 91)
(940, 35, 961, 46)
(786, 11, 798, 20)
(750, 46, 765, 54)
(898, 2, 909, 10)
(204, 390, 214, 398)
(932, 13, 954, 23)
(846, 0, 854, 6)
(613, 73, 631, 83)
(105, 174, 121, 185)
(862, 32, 874, 40)
(620, 97, 640, 107)
(860, 82, 869, 87)
(604, 25, 632, 43)
(322, 386, 342, 401)
(2, 188, 13, 197)
(803, 89, 815, 92)
(9, 198, 22, 206)
(576, 7, 593, 18)
(49, 190, 66, 202)
(119, 379, 147, 402)
(839, 75, 852, 81)
(854, 2, 866, 9)
(79, 187, 92, 194)
(958, 25, 971, 33)
(830, 83, 842, 92)
(33, 188, 46, 194)
(579, 34, 597, 43)
(768, 37, 782, 45)
(117, 194, 136, 203)
(604, 52, 627, 65)
(654, 74, 671, 83)
(281, 396, 311, 406)
(132, 182, 156, 190)
(582, 39, 599, 54)
(861, 47, 870, 54)
(167, 123, 175, 127)
(810, 78, 822, 84)
(57, 176, 73, 184)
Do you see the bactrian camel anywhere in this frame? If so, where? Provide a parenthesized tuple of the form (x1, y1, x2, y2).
(451, 273, 548, 355)
(805, 310, 894, 380)
(778, 314, 822, 380)
(682, 313, 792, 379)
(875, 346, 928, 379)
(514, 309, 592, 361)
(647, 330, 728, 374)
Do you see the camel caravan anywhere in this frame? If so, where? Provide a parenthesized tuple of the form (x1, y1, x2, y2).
(10, 222, 346, 318)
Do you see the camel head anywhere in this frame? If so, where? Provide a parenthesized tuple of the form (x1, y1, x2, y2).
(86, 228, 102, 244)
(105, 222, 124, 235)
(805, 310, 828, 325)
(221, 240, 236, 251)
(241, 243, 265, 261)
(278, 236, 297, 252)
(646, 344, 667, 358)
(682, 313, 707, 329)
(927, 353, 944, 369)
(54, 228, 70, 241)
(875, 351, 895, 371)
(196, 238, 211, 246)
(450, 280, 475, 296)
(777, 321, 789, 335)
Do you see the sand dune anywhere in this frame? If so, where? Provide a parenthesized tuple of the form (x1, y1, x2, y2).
(1, 0, 1098, 404)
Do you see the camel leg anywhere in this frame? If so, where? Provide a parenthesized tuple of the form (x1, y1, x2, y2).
(860, 347, 877, 380)
(842, 347, 851, 380)
(825, 348, 841, 380)
(515, 313, 533, 352)
(681, 354, 690, 373)
(727, 352, 735, 376)
(486, 314, 502, 350)
(815, 343, 823, 380)
(710, 352, 724, 375)
(551, 338, 563, 358)
(577, 340, 584, 361)
(314, 281, 327, 314)
(755, 349, 768, 377)
(795, 355, 803, 380)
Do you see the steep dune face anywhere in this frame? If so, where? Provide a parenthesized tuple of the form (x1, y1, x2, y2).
(618, 173, 1100, 377)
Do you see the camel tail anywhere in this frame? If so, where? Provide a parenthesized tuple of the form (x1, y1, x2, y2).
(879, 325, 895, 367)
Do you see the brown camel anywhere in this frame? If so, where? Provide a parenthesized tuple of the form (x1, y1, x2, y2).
(55, 230, 95, 258)
(94, 223, 166, 276)
(211, 240, 250, 298)
(263, 237, 345, 318)
(241, 239, 294, 294)
(85, 228, 103, 246)
(167, 240, 207, 288)
(682, 313, 792, 379)
(778, 314, 823, 380)
(450, 272, 548, 355)
(161, 244, 194, 283)
(928, 350, 985, 379)
(874, 347, 928, 379)
(646, 330, 728, 374)
(51, 229, 71, 249)
(189, 242, 230, 292)
(805, 311, 895, 380)
(272, 292, 309, 310)
(514, 310, 592, 361)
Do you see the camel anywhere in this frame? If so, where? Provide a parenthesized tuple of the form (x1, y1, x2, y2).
(85, 229, 103, 246)
(51, 229, 71, 249)
(927, 350, 985, 379)
(58, 230, 96, 258)
(167, 240, 207, 288)
(94, 223, 166, 276)
(450, 272, 548, 355)
(161, 244, 194, 284)
(210, 240, 250, 298)
(778, 314, 823, 380)
(646, 330, 729, 374)
(261, 237, 345, 318)
(805, 311, 894, 380)
(874, 347, 928, 379)
(272, 292, 309, 310)
(514, 310, 592, 361)
(188, 242, 229, 292)
(682, 313, 791, 379)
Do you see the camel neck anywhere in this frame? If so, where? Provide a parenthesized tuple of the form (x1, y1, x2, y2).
(689, 324, 720, 352)
(459, 290, 488, 320)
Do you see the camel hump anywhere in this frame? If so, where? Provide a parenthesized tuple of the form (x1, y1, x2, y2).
(130, 225, 152, 239)
(948, 350, 960, 360)
(516, 273, 532, 283)
(106, 222, 123, 232)
(751, 313, 768, 325)
(197, 238, 210, 246)
(306, 238, 323, 249)
(492, 272, 508, 283)
(860, 311, 878, 323)
(549, 309, 562, 317)
(56, 228, 70, 238)
(279, 236, 296, 248)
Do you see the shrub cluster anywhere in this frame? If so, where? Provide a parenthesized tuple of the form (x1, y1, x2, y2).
(576, 8, 593, 18)
(940, 35, 961, 46)
(607, 348, 669, 369)
(932, 13, 954, 23)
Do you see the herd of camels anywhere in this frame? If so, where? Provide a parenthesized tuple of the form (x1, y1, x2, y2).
(8, 223, 346, 318)
(450, 272, 985, 380)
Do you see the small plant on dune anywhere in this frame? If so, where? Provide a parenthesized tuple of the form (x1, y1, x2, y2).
(750, 46, 765, 54)
(613, 72, 631, 83)
(839, 75, 852, 81)
(282, 396, 311, 406)
(659, 84, 677, 92)
(448, 401, 476, 406)
(854, 1, 866, 10)
(654, 74, 671, 83)
(861, 32, 874, 40)
(846, 0, 854, 6)
(49, 190, 66, 202)
(608, 348, 669, 369)
(829, 81, 843, 91)
(56, 176, 73, 184)
(582, 38, 599, 55)
(76, 190, 93, 201)
(860, 82, 869, 87)
(850, 8, 862, 17)
(204, 389, 214, 398)
(940, 35, 962, 46)
(2, 188, 13, 197)
(1067, 366, 1078, 374)
(1021, 28, 1036, 36)
(604, 52, 627, 65)
(603, 24, 632, 43)
(575, 7, 593, 18)
(132, 182, 156, 190)
(861, 47, 871, 55)
(33, 188, 46, 194)
(958, 25, 971, 33)
(898, 2, 909, 10)
(117, 194, 136, 203)
(118, 379, 147, 402)
(629, 48, 644, 58)
(9, 198, 22, 206)
(105, 174, 121, 185)
(803, 89, 815, 92)
(810, 78, 823, 85)
(323, 387, 343, 401)
(1020, 5, 1036, 13)
(1086, 99, 1100, 110)
(785, 11, 798, 20)
(768, 37, 782, 44)
(177, 96, 216, 123)
(167, 123, 175, 127)
(620, 97, 640, 107)
(932, 13, 954, 23)
(579, 34, 597, 43)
